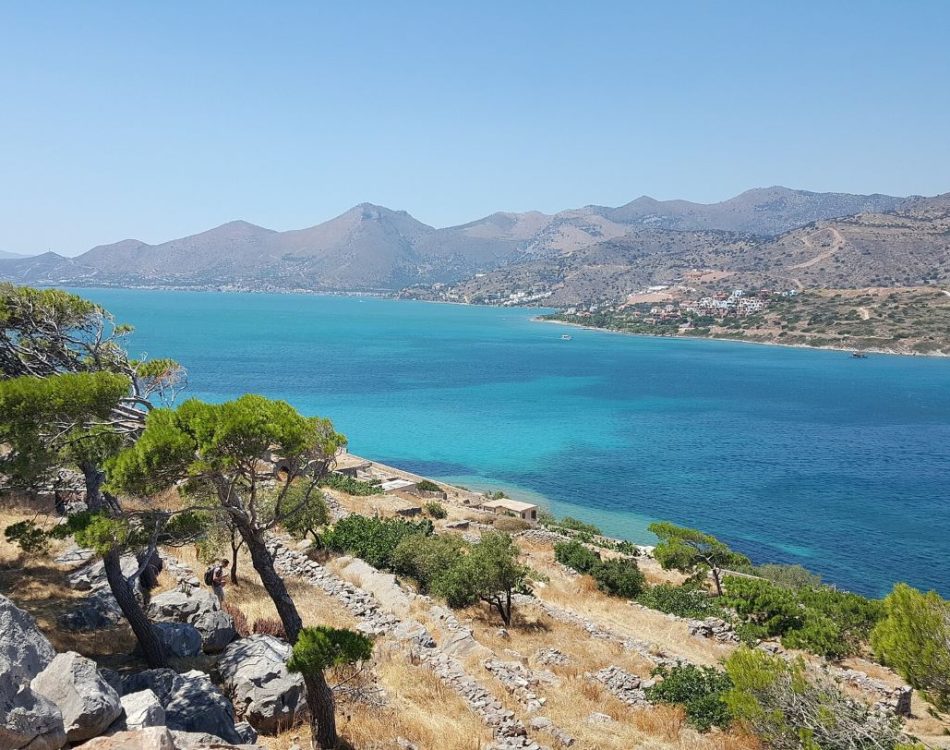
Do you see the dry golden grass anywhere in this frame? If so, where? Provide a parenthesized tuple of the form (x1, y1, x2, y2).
(518, 540, 733, 667)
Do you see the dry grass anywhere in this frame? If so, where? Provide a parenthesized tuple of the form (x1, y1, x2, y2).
(519, 539, 733, 667)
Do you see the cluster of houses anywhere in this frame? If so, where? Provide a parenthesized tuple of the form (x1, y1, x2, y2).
(683, 289, 772, 318)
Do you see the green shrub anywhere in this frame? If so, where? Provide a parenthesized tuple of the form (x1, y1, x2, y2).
(423, 501, 447, 519)
(319, 473, 383, 496)
(724, 647, 904, 750)
(392, 533, 469, 591)
(554, 540, 601, 573)
(636, 584, 725, 619)
(416, 479, 442, 493)
(322, 515, 433, 569)
(723, 576, 882, 659)
(871, 583, 950, 710)
(550, 516, 601, 536)
(752, 563, 822, 590)
(591, 558, 645, 599)
(646, 664, 732, 731)
(287, 626, 373, 675)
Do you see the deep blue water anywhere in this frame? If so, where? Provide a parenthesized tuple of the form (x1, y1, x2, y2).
(75, 288, 950, 598)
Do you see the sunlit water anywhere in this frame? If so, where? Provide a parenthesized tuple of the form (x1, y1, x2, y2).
(75, 288, 950, 597)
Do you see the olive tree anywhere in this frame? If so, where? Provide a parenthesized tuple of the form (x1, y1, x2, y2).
(108, 394, 347, 748)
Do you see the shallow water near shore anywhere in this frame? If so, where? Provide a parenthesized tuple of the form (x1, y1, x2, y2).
(76, 288, 950, 597)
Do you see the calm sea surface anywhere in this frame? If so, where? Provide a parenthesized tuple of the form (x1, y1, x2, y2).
(75, 289, 950, 597)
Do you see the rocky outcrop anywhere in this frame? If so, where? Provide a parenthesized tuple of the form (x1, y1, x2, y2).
(686, 616, 739, 644)
(30, 652, 122, 743)
(0, 595, 66, 750)
(217, 635, 308, 734)
(148, 589, 236, 654)
(117, 669, 242, 744)
(81, 726, 263, 750)
(57, 590, 123, 632)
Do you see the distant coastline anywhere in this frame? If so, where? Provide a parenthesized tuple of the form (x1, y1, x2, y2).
(533, 315, 950, 359)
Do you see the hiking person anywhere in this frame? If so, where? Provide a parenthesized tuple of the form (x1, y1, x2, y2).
(206, 559, 229, 602)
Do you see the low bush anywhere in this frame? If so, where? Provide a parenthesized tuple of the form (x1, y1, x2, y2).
(724, 647, 905, 750)
(319, 473, 383, 496)
(322, 515, 433, 569)
(416, 479, 442, 493)
(591, 557, 645, 599)
(751, 563, 822, 590)
(556, 516, 601, 535)
(223, 602, 250, 637)
(252, 617, 287, 639)
(646, 664, 732, 731)
(392, 533, 469, 591)
(723, 576, 882, 659)
(423, 501, 447, 519)
(636, 584, 725, 619)
(493, 516, 531, 533)
(553, 540, 601, 573)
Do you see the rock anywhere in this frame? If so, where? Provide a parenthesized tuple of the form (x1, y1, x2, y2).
(80, 726, 175, 750)
(30, 651, 122, 743)
(118, 668, 242, 744)
(0, 685, 66, 750)
(218, 635, 308, 734)
(57, 590, 123, 632)
(590, 666, 647, 707)
(147, 622, 203, 658)
(112, 689, 165, 731)
(192, 609, 237, 654)
(67, 555, 139, 593)
(586, 712, 612, 724)
(0, 594, 57, 682)
(169, 729, 264, 748)
(0, 596, 66, 750)
(234, 722, 259, 744)
(148, 589, 236, 654)
(529, 717, 552, 730)
(534, 648, 569, 667)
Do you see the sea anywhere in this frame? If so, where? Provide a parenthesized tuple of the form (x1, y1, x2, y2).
(73, 288, 950, 598)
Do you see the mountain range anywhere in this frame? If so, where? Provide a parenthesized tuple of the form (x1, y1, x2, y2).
(2, 187, 945, 300)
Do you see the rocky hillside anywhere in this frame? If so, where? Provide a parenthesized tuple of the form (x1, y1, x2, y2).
(410, 194, 950, 306)
(0, 188, 914, 293)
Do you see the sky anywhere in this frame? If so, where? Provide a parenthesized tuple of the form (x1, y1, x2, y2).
(2, 2, 949, 255)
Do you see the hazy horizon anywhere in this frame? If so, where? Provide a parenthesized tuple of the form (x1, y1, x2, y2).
(2, 2, 949, 255)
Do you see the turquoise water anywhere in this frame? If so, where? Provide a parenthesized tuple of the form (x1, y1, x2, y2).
(76, 289, 950, 597)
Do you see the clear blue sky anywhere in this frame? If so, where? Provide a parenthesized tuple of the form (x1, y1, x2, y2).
(2, 1, 949, 255)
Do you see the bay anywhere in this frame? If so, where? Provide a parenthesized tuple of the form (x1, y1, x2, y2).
(74, 288, 950, 597)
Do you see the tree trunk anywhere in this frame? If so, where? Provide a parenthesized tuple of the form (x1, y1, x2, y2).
(104, 548, 166, 667)
(79, 461, 167, 668)
(303, 671, 338, 749)
(230, 534, 242, 584)
(231, 516, 339, 748)
(233, 517, 303, 641)
(711, 567, 723, 597)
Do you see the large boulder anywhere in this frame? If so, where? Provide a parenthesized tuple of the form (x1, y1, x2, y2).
(57, 590, 123, 632)
(148, 589, 236, 654)
(119, 669, 243, 744)
(108, 689, 165, 732)
(0, 685, 66, 750)
(0, 594, 56, 682)
(218, 635, 308, 734)
(0, 595, 66, 750)
(80, 727, 175, 750)
(148, 622, 203, 658)
(30, 651, 122, 743)
(67, 555, 139, 592)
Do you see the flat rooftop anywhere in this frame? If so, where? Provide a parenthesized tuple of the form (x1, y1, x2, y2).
(480, 498, 538, 513)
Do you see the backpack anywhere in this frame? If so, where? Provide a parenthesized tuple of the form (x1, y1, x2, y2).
(204, 565, 216, 586)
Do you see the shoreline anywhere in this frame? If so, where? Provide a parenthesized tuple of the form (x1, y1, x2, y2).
(533, 316, 950, 359)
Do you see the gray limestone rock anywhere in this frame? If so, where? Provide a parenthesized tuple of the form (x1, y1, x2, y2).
(218, 635, 308, 735)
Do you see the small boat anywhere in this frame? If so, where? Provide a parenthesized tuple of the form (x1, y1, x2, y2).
(851, 351, 868, 359)
(561, 334, 573, 340)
